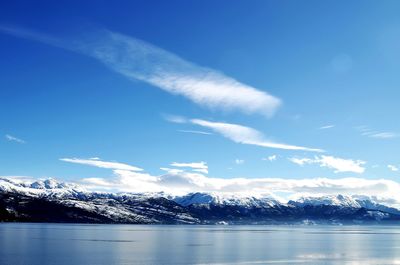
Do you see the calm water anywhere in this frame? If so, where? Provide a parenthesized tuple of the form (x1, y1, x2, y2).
(1, 224, 400, 265)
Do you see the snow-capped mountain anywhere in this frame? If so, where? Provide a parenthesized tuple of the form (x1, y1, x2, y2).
(289, 194, 361, 208)
(1, 177, 400, 225)
(0, 177, 85, 197)
(289, 194, 400, 215)
(172, 192, 280, 207)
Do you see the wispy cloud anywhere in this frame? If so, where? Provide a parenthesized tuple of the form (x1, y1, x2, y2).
(368, 132, 398, 139)
(5, 134, 25, 144)
(170, 162, 208, 174)
(163, 114, 188, 124)
(0, 25, 64, 48)
(61, 158, 155, 192)
(356, 126, 398, 139)
(159, 167, 184, 175)
(289, 157, 313, 166)
(166, 116, 323, 152)
(60, 157, 143, 171)
(319, 124, 335, 130)
(0, 26, 282, 117)
(59, 157, 400, 207)
(289, 155, 366, 174)
(189, 119, 324, 152)
(262, 155, 277, 162)
(178, 130, 212, 135)
(388, 165, 399, 172)
(235, 159, 244, 165)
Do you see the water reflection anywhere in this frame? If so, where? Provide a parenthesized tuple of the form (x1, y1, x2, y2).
(1, 224, 400, 265)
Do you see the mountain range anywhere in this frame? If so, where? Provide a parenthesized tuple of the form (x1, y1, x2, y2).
(1, 177, 399, 225)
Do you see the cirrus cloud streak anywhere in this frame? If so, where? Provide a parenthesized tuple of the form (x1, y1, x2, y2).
(181, 118, 324, 152)
(0, 25, 281, 117)
(60, 157, 143, 172)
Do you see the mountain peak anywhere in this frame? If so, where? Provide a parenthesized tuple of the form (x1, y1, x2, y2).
(30, 178, 71, 189)
(172, 192, 280, 207)
(0, 177, 85, 197)
(1, 177, 400, 224)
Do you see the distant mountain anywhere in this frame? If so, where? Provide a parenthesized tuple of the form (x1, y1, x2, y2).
(288, 194, 400, 216)
(1, 178, 400, 225)
(171, 192, 280, 207)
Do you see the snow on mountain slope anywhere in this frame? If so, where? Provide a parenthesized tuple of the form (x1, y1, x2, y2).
(172, 192, 281, 207)
(2, 177, 399, 211)
(0, 177, 87, 199)
(289, 195, 362, 208)
(0, 177, 199, 224)
(288, 194, 400, 215)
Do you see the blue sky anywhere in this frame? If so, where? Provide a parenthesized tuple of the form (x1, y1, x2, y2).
(1, 1, 400, 197)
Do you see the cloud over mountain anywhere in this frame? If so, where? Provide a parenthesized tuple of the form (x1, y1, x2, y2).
(58, 157, 400, 207)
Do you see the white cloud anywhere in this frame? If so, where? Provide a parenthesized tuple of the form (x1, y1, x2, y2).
(160, 167, 184, 174)
(166, 116, 323, 152)
(388, 165, 399, 172)
(60, 158, 143, 171)
(0, 175, 38, 183)
(5, 134, 25, 144)
(289, 157, 313, 166)
(170, 162, 208, 174)
(190, 119, 323, 152)
(289, 155, 366, 174)
(0, 26, 281, 117)
(318, 156, 366, 173)
(55, 157, 400, 207)
(263, 155, 277, 162)
(319, 125, 335, 130)
(85, 30, 282, 117)
(235, 159, 244, 165)
(178, 130, 212, 135)
(59, 158, 400, 207)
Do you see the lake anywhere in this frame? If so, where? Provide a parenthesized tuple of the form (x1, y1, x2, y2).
(1, 223, 400, 264)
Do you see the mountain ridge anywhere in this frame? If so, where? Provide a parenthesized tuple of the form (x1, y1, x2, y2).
(1, 177, 400, 225)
